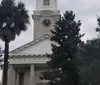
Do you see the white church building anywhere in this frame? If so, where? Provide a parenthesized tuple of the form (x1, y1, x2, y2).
(7, 0, 60, 85)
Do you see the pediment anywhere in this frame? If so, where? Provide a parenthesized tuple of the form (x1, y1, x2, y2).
(10, 34, 52, 55)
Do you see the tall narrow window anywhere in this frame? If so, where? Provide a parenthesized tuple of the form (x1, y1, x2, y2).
(43, 0, 50, 5)
(19, 72, 24, 85)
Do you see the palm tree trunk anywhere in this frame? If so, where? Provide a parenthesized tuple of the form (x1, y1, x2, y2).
(3, 41, 9, 85)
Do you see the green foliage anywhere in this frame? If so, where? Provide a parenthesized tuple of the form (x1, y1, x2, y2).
(96, 17, 100, 32)
(0, 0, 29, 43)
(40, 11, 82, 85)
(79, 38, 100, 85)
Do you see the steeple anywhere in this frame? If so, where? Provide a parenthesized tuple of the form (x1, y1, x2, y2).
(36, 0, 57, 10)
(32, 0, 60, 39)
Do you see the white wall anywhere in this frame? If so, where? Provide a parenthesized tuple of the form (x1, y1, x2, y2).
(24, 69, 46, 85)
(36, 0, 57, 10)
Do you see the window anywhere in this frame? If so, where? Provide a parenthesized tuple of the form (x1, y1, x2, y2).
(43, 0, 50, 5)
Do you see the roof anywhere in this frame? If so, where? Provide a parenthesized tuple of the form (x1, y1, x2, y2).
(9, 34, 51, 56)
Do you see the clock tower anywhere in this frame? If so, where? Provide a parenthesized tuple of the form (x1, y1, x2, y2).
(32, 0, 60, 39)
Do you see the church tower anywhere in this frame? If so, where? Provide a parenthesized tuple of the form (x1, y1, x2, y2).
(32, 0, 60, 39)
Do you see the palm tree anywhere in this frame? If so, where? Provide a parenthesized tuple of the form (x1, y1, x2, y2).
(0, 0, 29, 85)
(0, 46, 4, 69)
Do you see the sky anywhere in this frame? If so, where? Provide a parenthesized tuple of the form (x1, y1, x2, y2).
(0, 0, 100, 82)
(0, 0, 100, 50)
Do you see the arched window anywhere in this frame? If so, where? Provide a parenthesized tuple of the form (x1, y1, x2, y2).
(43, 0, 50, 5)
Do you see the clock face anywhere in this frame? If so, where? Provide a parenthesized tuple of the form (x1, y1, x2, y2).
(42, 19, 51, 27)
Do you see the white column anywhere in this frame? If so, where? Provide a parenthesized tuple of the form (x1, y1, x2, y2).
(7, 65, 13, 85)
(16, 72, 19, 85)
(30, 64, 35, 85)
(12, 69, 16, 85)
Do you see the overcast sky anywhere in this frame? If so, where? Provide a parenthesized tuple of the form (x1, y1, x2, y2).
(0, 0, 100, 81)
(0, 0, 100, 50)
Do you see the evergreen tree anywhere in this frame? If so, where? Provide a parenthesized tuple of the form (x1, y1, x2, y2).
(78, 16, 100, 85)
(40, 11, 82, 85)
(79, 38, 100, 85)
(96, 17, 100, 33)
(0, 0, 29, 85)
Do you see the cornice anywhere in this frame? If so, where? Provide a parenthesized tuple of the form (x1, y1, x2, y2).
(9, 54, 50, 64)
(10, 54, 47, 58)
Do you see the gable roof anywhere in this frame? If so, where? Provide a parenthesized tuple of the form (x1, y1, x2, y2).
(9, 34, 51, 55)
